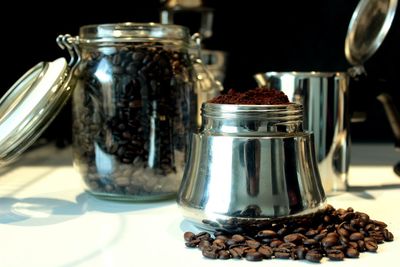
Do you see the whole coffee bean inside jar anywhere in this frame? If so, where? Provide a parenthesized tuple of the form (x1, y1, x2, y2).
(70, 23, 198, 200)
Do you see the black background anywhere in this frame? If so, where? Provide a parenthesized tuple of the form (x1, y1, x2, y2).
(1, 0, 399, 146)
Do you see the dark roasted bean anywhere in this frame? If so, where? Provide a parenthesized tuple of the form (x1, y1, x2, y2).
(198, 240, 211, 250)
(274, 252, 290, 259)
(303, 238, 318, 247)
(295, 246, 307, 260)
(322, 236, 339, 248)
(257, 230, 277, 238)
(346, 247, 360, 258)
(218, 250, 230, 259)
(246, 240, 260, 249)
(365, 240, 378, 252)
(349, 232, 364, 241)
(258, 245, 273, 258)
(327, 249, 345, 261)
(283, 233, 306, 244)
(231, 234, 246, 243)
(184, 232, 195, 241)
(202, 247, 218, 259)
(383, 229, 394, 241)
(305, 250, 323, 263)
(270, 240, 283, 248)
(245, 251, 263, 261)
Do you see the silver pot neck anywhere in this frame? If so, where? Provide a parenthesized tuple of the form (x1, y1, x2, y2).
(200, 103, 303, 135)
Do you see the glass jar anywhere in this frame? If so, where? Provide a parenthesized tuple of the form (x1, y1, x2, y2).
(68, 23, 200, 201)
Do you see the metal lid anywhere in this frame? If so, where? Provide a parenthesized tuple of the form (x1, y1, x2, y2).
(0, 58, 71, 166)
(345, 0, 398, 66)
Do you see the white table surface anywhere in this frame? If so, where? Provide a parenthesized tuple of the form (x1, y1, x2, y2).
(0, 143, 399, 267)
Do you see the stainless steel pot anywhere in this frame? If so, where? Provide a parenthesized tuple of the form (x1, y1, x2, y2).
(177, 102, 326, 231)
(254, 72, 350, 194)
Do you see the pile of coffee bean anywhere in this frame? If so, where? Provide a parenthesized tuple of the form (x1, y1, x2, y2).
(72, 42, 197, 199)
(183, 205, 394, 262)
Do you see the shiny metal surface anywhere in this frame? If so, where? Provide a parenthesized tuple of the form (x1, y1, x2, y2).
(345, 0, 398, 66)
(254, 72, 350, 194)
(178, 103, 326, 231)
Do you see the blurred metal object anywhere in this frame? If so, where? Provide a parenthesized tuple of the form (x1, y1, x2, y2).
(178, 103, 326, 231)
(160, 0, 214, 39)
(345, 0, 398, 67)
(377, 93, 400, 149)
(254, 72, 350, 194)
(201, 49, 227, 84)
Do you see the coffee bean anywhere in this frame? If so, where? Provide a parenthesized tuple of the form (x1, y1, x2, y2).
(346, 247, 360, 258)
(229, 247, 243, 259)
(327, 249, 344, 261)
(245, 251, 263, 261)
(258, 245, 273, 258)
(322, 236, 338, 248)
(349, 232, 364, 241)
(218, 250, 230, 259)
(284, 233, 306, 244)
(202, 247, 218, 259)
(365, 240, 378, 252)
(231, 234, 246, 243)
(295, 246, 307, 260)
(257, 230, 277, 239)
(274, 251, 290, 259)
(184, 232, 195, 241)
(246, 240, 260, 249)
(270, 240, 283, 248)
(383, 229, 394, 241)
(305, 250, 323, 263)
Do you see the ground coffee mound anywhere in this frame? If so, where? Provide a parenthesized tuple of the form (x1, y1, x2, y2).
(208, 87, 289, 105)
(183, 205, 394, 262)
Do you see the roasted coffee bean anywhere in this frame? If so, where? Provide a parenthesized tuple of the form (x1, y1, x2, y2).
(274, 251, 291, 259)
(246, 240, 260, 249)
(346, 247, 360, 258)
(349, 232, 364, 241)
(283, 233, 306, 244)
(337, 228, 349, 237)
(357, 240, 366, 251)
(198, 240, 211, 250)
(303, 238, 318, 247)
(365, 240, 378, 252)
(258, 245, 273, 258)
(295, 246, 307, 260)
(218, 250, 230, 259)
(270, 240, 284, 248)
(322, 236, 338, 248)
(278, 242, 296, 249)
(245, 251, 263, 261)
(202, 247, 218, 259)
(231, 234, 246, 243)
(305, 250, 323, 263)
(305, 229, 319, 238)
(184, 232, 195, 241)
(257, 230, 277, 239)
(229, 247, 243, 259)
(383, 229, 394, 241)
(327, 249, 345, 261)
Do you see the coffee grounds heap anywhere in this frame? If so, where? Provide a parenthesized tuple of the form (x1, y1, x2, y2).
(208, 87, 289, 105)
(183, 205, 394, 262)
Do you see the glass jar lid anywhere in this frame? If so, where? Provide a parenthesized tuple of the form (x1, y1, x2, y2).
(345, 0, 398, 66)
(78, 22, 191, 44)
(0, 58, 71, 166)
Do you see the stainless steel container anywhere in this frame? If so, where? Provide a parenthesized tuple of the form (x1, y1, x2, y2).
(177, 102, 326, 231)
(254, 72, 349, 194)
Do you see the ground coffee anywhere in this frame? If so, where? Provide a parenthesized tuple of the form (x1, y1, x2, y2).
(183, 205, 394, 262)
(208, 87, 289, 105)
